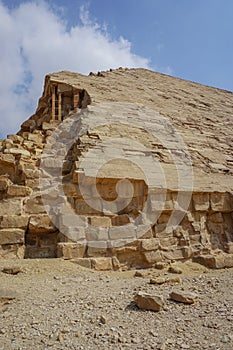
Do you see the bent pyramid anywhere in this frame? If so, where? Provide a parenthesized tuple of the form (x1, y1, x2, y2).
(0, 68, 232, 270)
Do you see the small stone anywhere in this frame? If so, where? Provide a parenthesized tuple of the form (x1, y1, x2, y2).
(150, 277, 166, 285)
(168, 265, 183, 274)
(58, 333, 64, 342)
(170, 290, 198, 304)
(134, 270, 145, 277)
(134, 291, 165, 311)
(2, 266, 23, 275)
(100, 315, 107, 324)
(154, 262, 168, 270)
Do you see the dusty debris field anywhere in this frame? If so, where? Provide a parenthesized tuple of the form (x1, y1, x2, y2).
(0, 259, 232, 350)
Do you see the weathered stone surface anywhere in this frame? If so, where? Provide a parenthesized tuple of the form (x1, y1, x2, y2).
(109, 225, 136, 240)
(91, 257, 113, 271)
(141, 238, 160, 251)
(0, 215, 29, 229)
(134, 291, 165, 311)
(210, 192, 233, 212)
(0, 229, 25, 245)
(7, 185, 32, 197)
(192, 193, 210, 211)
(193, 254, 233, 269)
(28, 215, 56, 234)
(170, 290, 198, 304)
(0, 68, 232, 270)
(88, 216, 111, 227)
(57, 242, 86, 259)
(0, 199, 22, 216)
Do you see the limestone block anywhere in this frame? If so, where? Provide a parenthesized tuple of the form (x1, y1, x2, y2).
(173, 192, 193, 211)
(157, 213, 171, 224)
(134, 292, 165, 311)
(143, 250, 162, 265)
(88, 216, 112, 227)
(0, 229, 25, 245)
(72, 258, 92, 269)
(91, 257, 113, 271)
(57, 242, 86, 259)
(27, 133, 44, 144)
(109, 224, 136, 240)
(192, 193, 209, 211)
(193, 254, 233, 269)
(4, 148, 31, 157)
(111, 214, 130, 226)
(0, 176, 10, 192)
(210, 192, 233, 212)
(0, 154, 15, 178)
(162, 248, 185, 261)
(208, 212, 223, 223)
(207, 222, 224, 235)
(140, 238, 160, 251)
(24, 196, 46, 214)
(159, 236, 178, 248)
(0, 215, 29, 229)
(87, 242, 108, 257)
(0, 199, 22, 215)
(29, 215, 57, 234)
(58, 213, 86, 242)
(75, 198, 102, 215)
(86, 227, 109, 241)
(7, 134, 24, 144)
(0, 244, 25, 259)
(7, 185, 32, 197)
(136, 225, 153, 239)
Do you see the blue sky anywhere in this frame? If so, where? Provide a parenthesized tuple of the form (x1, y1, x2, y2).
(0, 0, 233, 137)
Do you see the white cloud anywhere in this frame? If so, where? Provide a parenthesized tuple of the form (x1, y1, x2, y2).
(0, 1, 150, 138)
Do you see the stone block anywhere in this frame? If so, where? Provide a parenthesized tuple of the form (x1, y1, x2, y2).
(159, 236, 178, 248)
(136, 225, 153, 239)
(143, 250, 162, 265)
(27, 133, 44, 143)
(0, 199, 22, 215)
(0, 215, 29, 229)
(73, 258, 92, 269)
(75, 198, 102, 215)
(109, 224, 136, 240)
(193, 254, 233, 269)
(140, 238, 160, 251)
(0, 229, 25, 245)
(210, 192, 233, 212)
(4, 148, 31, 157)
(57, 242, 86, 259)
(7, 185, 32, 197)
(88, 216, 112, 227)
(87, 242, 108, 257)
(208, 212, 223, 223)
(91, 257, 113, 271)
(0, 177, 10, 192)
(111, 214, 130, 226)
(29, 215, 57, 234)
(192, 193, 209, 211)
(24, 196, 46, 214)
(86, 227, 109, 241)
(0, 244, 25, 259)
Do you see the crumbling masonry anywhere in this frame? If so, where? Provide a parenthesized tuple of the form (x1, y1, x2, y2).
(0, 68, 232, 270)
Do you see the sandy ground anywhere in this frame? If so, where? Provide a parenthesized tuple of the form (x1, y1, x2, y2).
(0, 259, 232, 350)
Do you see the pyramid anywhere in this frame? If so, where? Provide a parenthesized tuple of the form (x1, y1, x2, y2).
(0, 68, 232, 270)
